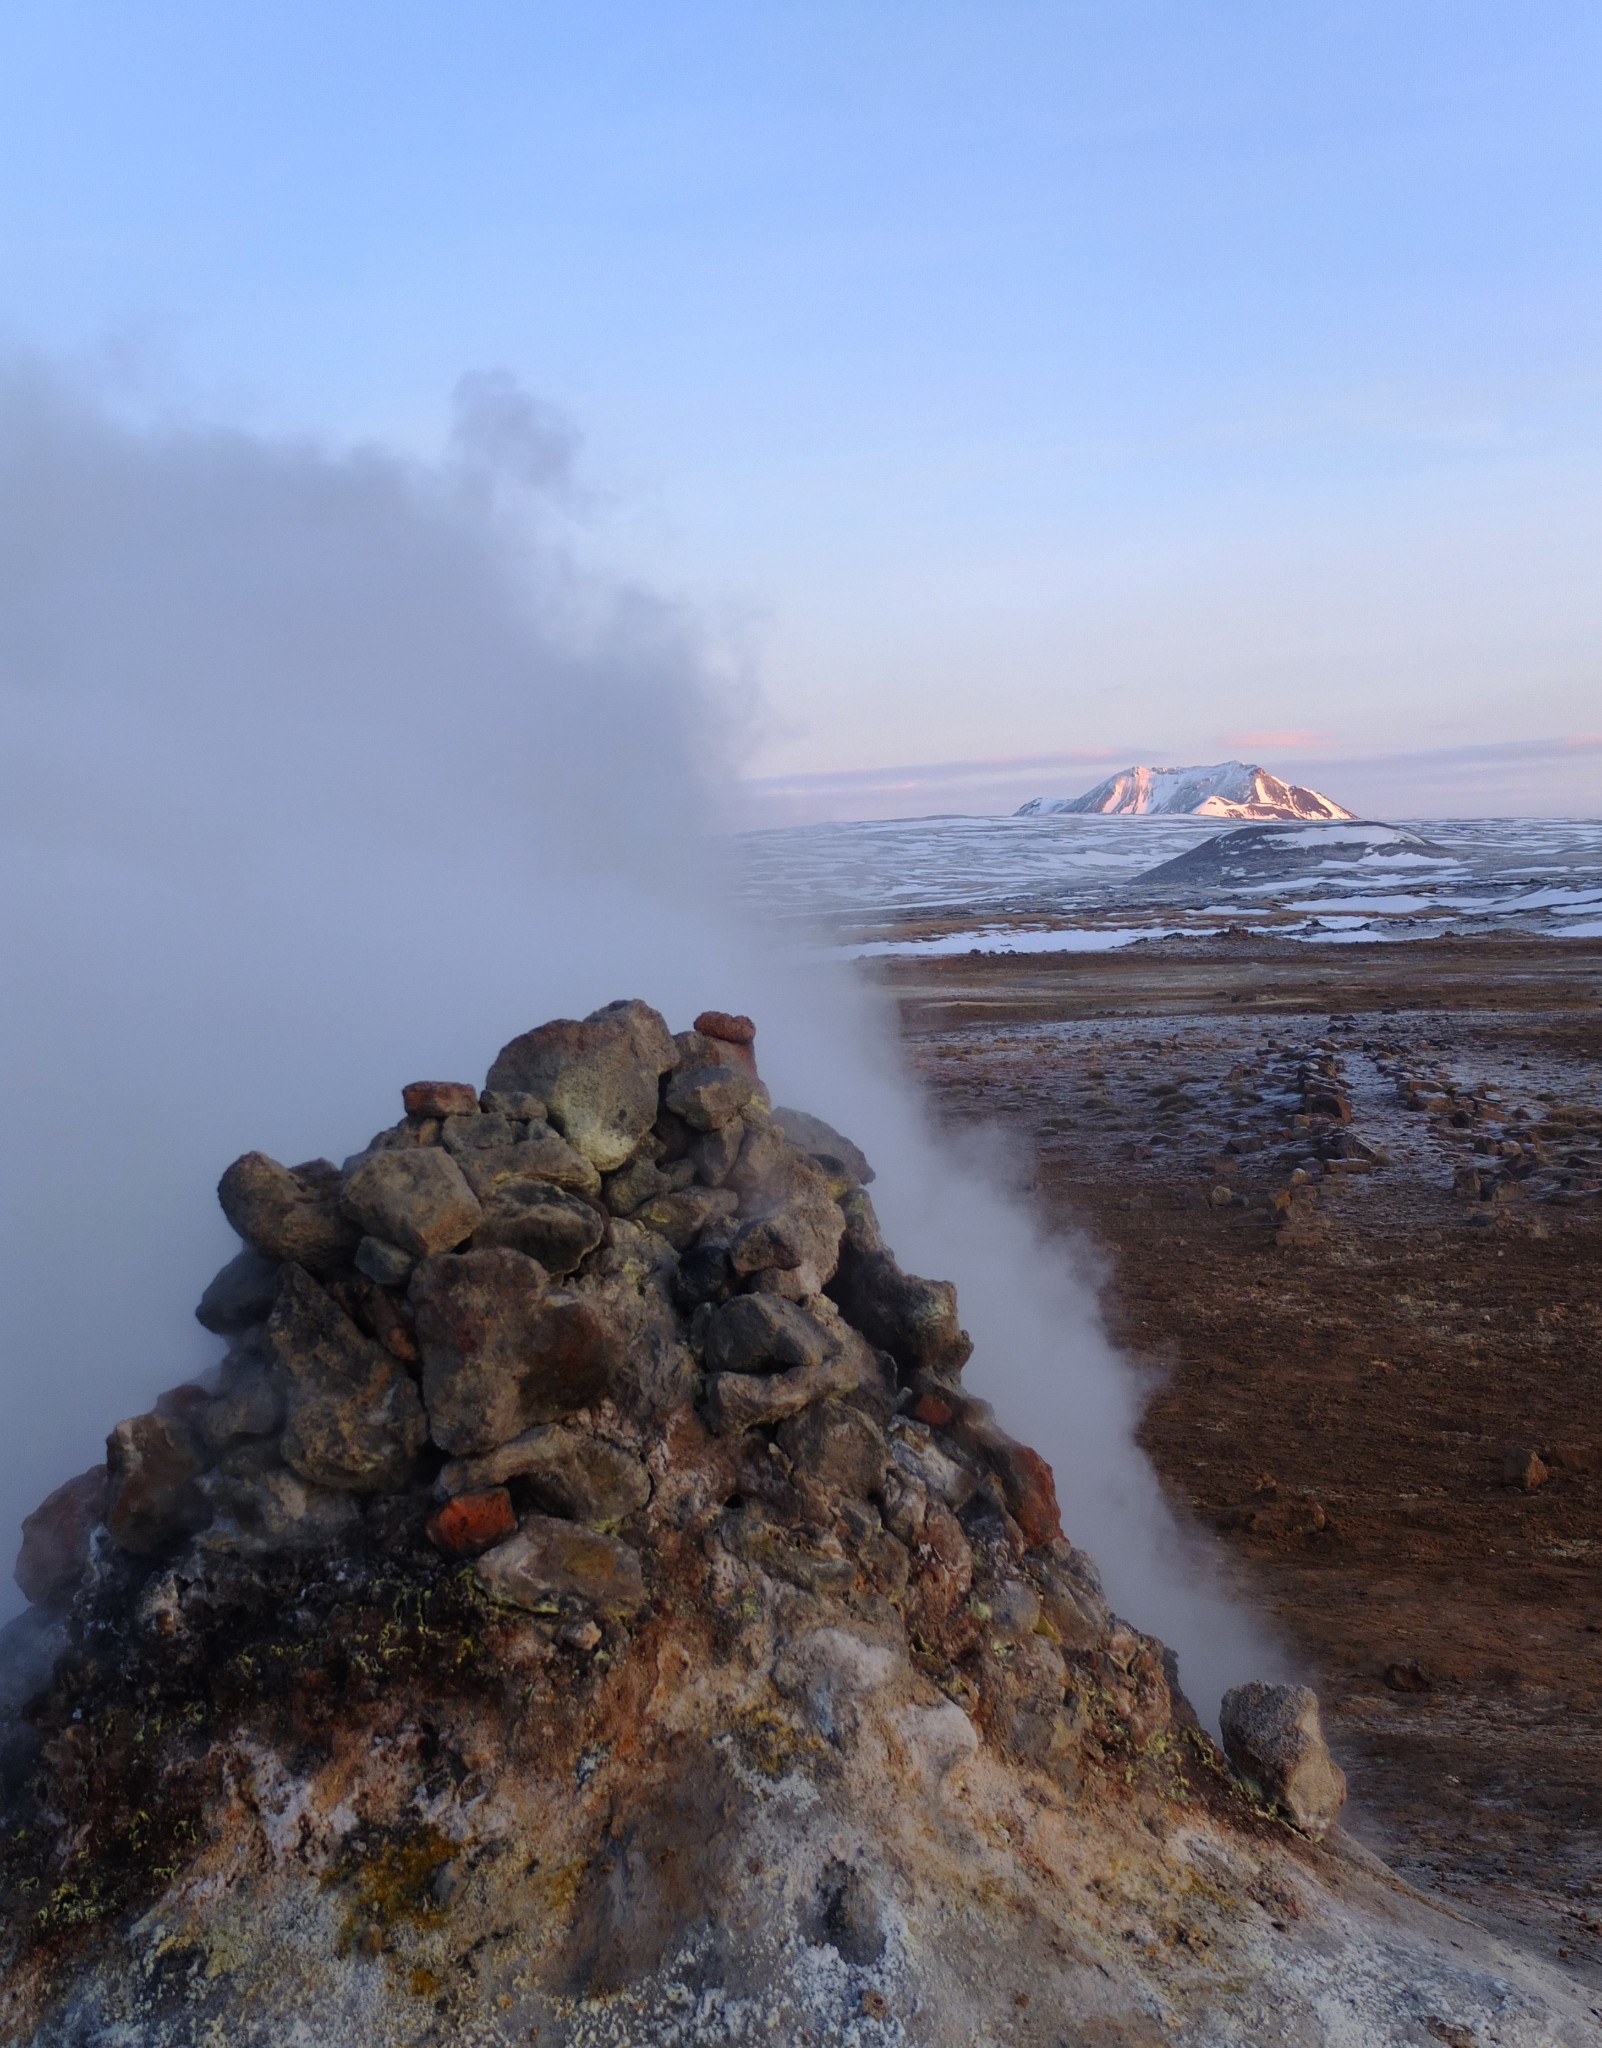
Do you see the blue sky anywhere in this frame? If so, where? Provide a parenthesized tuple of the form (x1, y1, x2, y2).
(3, 2, 1600, 814)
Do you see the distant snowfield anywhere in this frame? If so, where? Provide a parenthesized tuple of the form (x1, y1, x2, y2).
(731, 813, 1602, 953)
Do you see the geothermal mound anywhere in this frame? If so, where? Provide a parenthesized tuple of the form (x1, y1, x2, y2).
(0, 1002, 1592, 2044)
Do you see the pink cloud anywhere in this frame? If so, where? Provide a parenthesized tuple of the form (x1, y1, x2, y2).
(1224, 728, 1331, 750)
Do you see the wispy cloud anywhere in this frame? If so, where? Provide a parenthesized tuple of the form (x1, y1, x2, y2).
(1224, 728, 1331, 750)
(738, 734, 1602, 826)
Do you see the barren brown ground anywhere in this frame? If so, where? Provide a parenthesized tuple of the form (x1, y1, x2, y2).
(884, 935, 1602, 1986)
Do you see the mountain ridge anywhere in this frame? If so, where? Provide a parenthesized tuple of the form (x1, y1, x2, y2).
(1018, 760, 1355, 822)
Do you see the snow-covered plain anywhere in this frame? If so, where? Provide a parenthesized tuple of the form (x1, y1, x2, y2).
(730, 813, 1602, 954)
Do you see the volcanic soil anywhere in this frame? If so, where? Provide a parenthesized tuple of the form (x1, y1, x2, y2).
(883, 933, 1602, 1987)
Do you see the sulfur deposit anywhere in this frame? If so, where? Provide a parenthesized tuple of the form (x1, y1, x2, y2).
(0, 1001, 1594, 2044)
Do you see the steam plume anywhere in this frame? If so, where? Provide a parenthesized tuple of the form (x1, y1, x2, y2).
(0, 360, 1277, 1714)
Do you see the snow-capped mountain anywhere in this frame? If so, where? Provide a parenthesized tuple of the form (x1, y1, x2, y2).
(1016, 761, 1354, 822)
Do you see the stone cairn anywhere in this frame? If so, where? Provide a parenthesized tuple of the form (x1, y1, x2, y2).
(10, 1000, 1344, 1934)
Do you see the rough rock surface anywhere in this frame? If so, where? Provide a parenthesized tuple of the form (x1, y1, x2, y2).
(1220, 1680, 1348, 1837)
(1, 1001, 1593, 2047)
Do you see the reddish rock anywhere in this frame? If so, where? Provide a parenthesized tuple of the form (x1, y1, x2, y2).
(15, 1465, 109, 1605)
(989, 1441, 1064, 1549)
(694, 1011, 756, 1046)
(403, 1081, 481, 1119)
(155, 1382, 215, 1427)
(687, 1014, 759, 1078)
(426, 1487, 516, 1557)
(912, 1393, 955, 1428)
(1501, 1447, 1549, 1492)
(105, 1413, 208, 1556)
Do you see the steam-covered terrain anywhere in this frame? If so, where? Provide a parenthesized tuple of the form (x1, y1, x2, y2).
(733, 813, 1602, 954)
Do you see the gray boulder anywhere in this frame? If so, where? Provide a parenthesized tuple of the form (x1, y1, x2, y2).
(831, 1246, 972, 1380)
(471, 1181, 605, 1275)
(265, 1265, 428, 1493)
(601, 1154, 675, 1216)
(630, 1185, 740, 1250)
(571, 1223, 697, 1419)
(703, 1293, 838, 1376)
(341, 1147, 482, 1259)
(353, 1235, 414, 1288)
(442, 1112, 602, 1197)
(217, 1152, 358, 1274)
(689, 1121, 745, 1186)
(439, 1424, 650, 1529)
(1220, 1682, 1347, 1838)
(771, 1108, 875, 1186)
(704, 1352, 864, 1436)
(729, 1148, 846, 1297)
(195, 1248, 282, 1334)
(104, 1414, 207, 1556)
(664, 1062, 756, 1132)
(197, 1466, 361, 1552)
(777, 1400, 888, 1503)
(197, 1357, 286, 1456)
(410, 1249, 626, 1455)
(474, 1514, 647, 1617)
(485, 1001, 678, 1171)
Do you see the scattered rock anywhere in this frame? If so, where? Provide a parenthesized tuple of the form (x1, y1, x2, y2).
(341, 1146, 483, 1259)
(1219, 1681, 1347, 1836)
(475, 1514, 647, 1617)
(1383, 1660, 1432, 1692)
(14, 1466, 108, 1604)
(1500, 1447, 1549, 1491)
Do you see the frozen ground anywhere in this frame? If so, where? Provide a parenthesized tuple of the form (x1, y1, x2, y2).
(731, 813, 1602, 952)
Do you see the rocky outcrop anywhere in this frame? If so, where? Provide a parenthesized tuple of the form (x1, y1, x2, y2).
(0, 1000, 1591, 2047)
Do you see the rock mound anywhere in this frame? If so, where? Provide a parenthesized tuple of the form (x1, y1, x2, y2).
(0, 1002, 1592, 2045)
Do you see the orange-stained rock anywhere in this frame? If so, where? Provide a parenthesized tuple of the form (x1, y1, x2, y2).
(912, 1393, 955, 1428)
(425, 1487, 517, 1557)
(403, 1081, 481, 1119)
(988, 1441, 1063, 1550)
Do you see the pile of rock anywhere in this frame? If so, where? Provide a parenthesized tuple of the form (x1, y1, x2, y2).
(19, 1001, 1067, 1617)
(31, 1006, 1584, 2046)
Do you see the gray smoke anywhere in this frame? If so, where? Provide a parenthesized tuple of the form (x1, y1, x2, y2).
(0, 359, 1278, 1716)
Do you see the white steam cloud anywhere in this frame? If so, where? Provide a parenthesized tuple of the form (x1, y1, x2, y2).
(0, 360, 1277, 1717)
